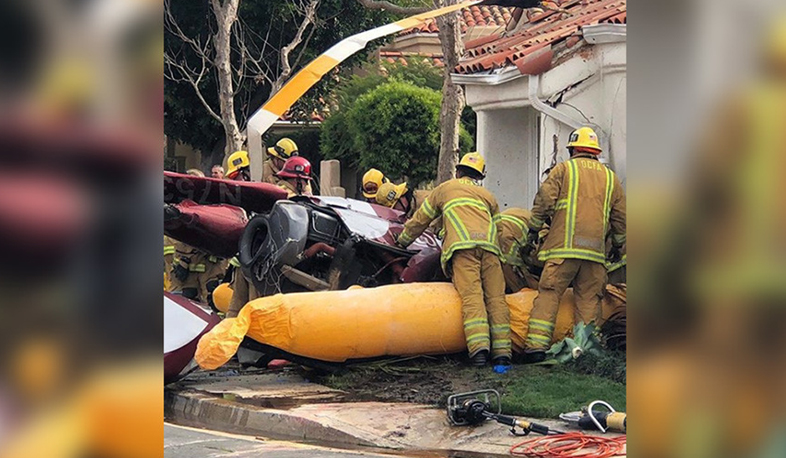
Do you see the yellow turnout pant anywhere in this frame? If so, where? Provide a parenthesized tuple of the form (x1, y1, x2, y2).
(451, 248, 511, 359)
(526, 258, 606, 350)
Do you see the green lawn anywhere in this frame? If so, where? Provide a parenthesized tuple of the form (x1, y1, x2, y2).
(493, 365, 626, 418)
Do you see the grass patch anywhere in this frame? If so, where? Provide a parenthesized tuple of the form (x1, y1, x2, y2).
(497, 366, 626, 418)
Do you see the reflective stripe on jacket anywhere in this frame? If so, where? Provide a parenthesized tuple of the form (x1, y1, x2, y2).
(164, 236, 176, 257)
(493, 208, 532, 266)
(606, 254, 627, 273)
(174, 241, 226, 272)
(398, 178, 501, 272)
(528, 154, 626, 264)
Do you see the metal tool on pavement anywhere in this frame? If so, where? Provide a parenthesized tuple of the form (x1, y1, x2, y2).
(559, 400, 627, 433)
(447, 390, 564, 436)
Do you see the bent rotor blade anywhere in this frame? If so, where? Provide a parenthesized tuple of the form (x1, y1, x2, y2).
(246, 0, 491, 137)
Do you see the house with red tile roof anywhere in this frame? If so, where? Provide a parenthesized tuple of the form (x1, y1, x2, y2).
(451, 0, 626, 209)
(377, 5, 513, 67)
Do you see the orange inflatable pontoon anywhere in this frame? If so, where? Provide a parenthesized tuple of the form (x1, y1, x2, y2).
(197, 283, 625, 369)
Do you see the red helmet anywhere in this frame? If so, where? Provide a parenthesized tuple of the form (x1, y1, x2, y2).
(276, 156, 313, 180)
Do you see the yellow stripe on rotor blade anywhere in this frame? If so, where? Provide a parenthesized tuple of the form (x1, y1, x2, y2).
(263, 55, 340, 117)
(248, 0, 483, 136)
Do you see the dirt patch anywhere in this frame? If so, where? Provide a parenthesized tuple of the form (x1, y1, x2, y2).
(311, 356, 514, 407)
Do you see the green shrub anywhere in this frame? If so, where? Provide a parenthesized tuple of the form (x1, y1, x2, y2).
(321, 60, 474, 183)
(346, 82, 442, 186)
(318, 112, 353, 163)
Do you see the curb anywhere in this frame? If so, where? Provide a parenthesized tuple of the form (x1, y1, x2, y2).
(165, 389, 380, 448)
(165, 388, 516, 458)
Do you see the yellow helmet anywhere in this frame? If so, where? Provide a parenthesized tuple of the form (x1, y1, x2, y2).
(457, 152, 486, 178)
(375, 182, 409, 208)
(226, 150, 250, 178)
(362, 168, 390, 199)
(267, 138, 299, 159)
(567, 127, 602, 153)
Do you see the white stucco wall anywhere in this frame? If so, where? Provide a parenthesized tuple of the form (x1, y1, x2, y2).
(477, 108, 540, 209)
(458, 30, 626, 210)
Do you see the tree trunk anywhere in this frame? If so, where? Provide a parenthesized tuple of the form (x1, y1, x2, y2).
(434, 0, 465, 185)
(211, 0, 246, 154)
(202, 139, 227, 172)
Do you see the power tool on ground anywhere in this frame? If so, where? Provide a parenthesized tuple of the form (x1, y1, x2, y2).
(447, 390, 564, 436)
(559, 400, 627, 433)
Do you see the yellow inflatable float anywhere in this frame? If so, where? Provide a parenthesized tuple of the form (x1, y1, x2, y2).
(211, 282, 234, 314)
(197, 283, 625, 369)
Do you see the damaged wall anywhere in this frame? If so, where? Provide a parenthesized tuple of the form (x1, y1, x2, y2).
(459, 32, 626, 209)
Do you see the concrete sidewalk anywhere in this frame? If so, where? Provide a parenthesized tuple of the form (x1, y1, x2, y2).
(166, 370, 624, 458)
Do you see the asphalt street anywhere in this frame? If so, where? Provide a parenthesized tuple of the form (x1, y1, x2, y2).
(164, 423, 430, 458)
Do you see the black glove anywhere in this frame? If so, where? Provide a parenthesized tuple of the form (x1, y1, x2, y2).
(526, 228, 539, 246)
(608, 245, 623, 264)
(519, 229, 538, 259)
(173, 262, 190, 282)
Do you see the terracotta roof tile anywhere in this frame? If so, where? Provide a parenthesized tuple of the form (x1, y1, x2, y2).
(399, 5, 513, 36)
(455, 0, 626, 75)
(378, 51, 444, 67)
(603, 11, 626, 24)
(279, 111, 324, 122)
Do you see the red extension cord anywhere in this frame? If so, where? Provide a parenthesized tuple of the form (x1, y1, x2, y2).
(510, 432, 626, 458)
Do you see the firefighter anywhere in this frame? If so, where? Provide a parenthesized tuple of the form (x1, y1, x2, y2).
(522, 127, 626, 363)
(225, 161, 261, 318)
(169, 244, 228, 303)
(164, 235, 176, 291)
(226, 150, 251, 181)
(168, 168, 228, 301)
(377, 182, 443, 236)
(396, 152, 510, 368)
(276, 156, 314, 197)
(361, 168, 389, 203)
(263, 138, 299, 185)
(494, 208, 540, 292)
(375, 182, 411, 213)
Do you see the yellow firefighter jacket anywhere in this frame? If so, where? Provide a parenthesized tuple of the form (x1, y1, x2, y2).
(262, 159, 285, 186)
(528, 153, 626, 264)
(278, 179, 313, 198)
(493, 208, 532, 266)
(398, 178, 501, 272)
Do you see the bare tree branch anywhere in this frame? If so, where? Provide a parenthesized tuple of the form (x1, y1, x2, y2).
(166, 0, 332, 152)
(164, 0, 214, 64)
(355, 0, 431, 14)
(272, 0, 320, 94)
(291, 21, 318, 71)
(164, 54, 223, 123)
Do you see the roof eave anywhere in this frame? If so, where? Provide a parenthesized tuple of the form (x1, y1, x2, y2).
(582, 24, 627, 44)
(450, 66, 524, 86)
